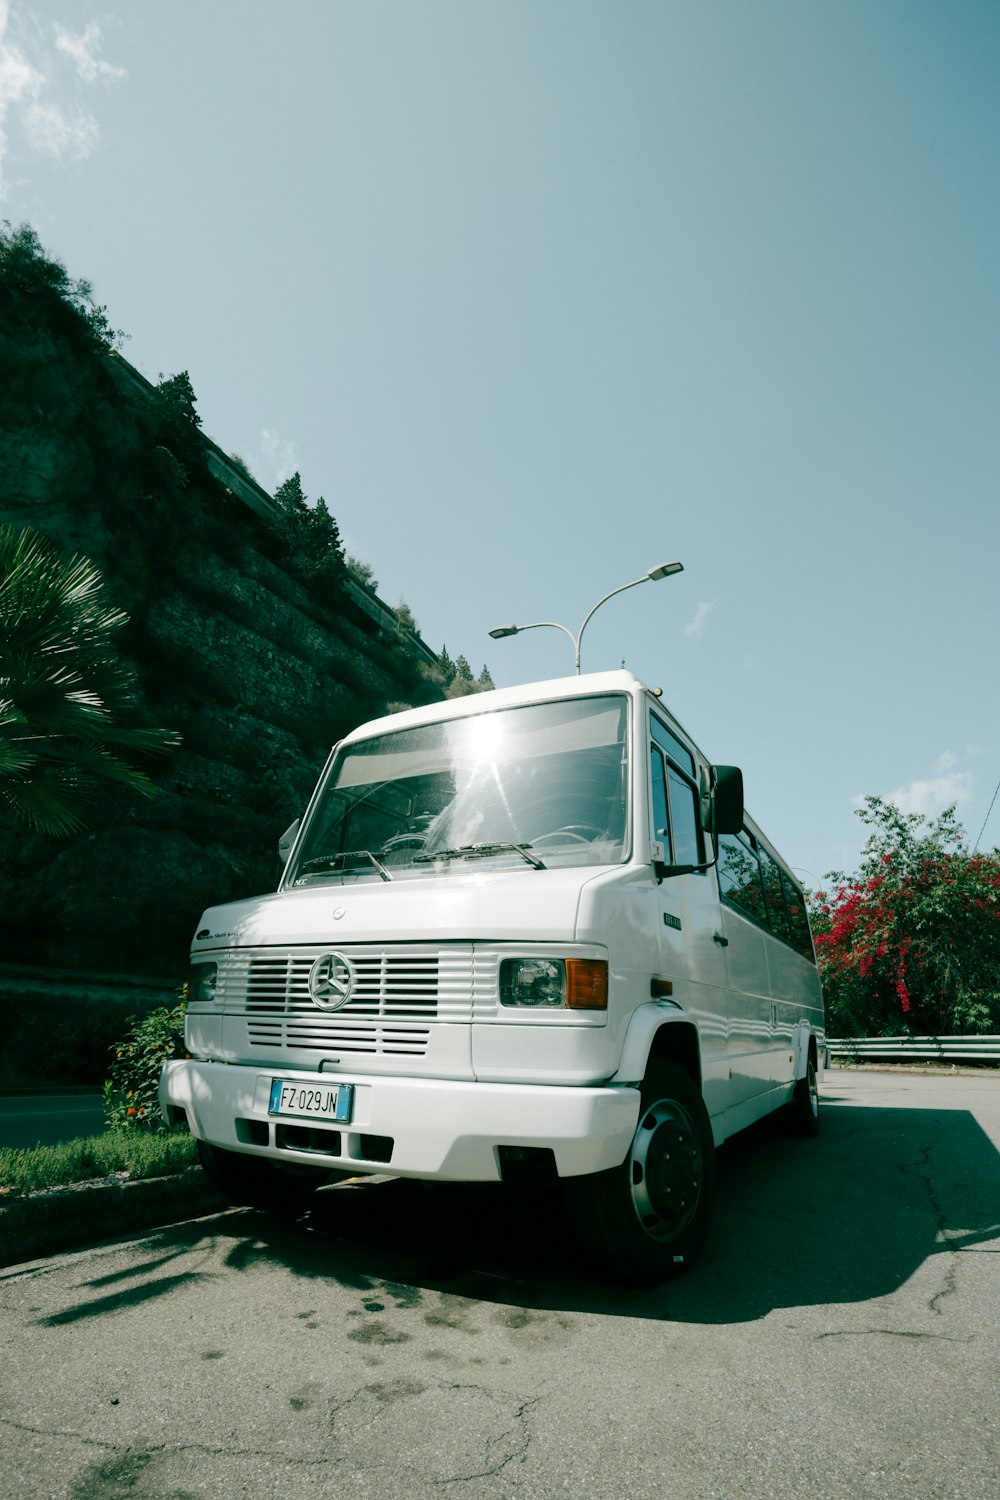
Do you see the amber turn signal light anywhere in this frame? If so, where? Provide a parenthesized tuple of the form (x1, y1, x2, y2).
(565, 959, 608, 1009)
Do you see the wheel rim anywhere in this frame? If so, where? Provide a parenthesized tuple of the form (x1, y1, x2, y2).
(629, 1097, 703, 1242)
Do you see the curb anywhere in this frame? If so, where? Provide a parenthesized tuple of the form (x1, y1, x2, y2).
(831, 1063, 999, 1078)
(0, 1166, 227, 1269)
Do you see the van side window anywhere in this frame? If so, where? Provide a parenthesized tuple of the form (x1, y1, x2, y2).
(651, 716, 695, 777)
(650, 714, 703, 869)
(668, 767, 701, 866)
(758, 847, 790, 941)
(650, 747, 670, 848)
(718, 831, 768, 925)
(781, 870, 815, 962)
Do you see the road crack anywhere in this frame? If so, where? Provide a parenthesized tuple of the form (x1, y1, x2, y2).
(813, 1329, 971, 1343)
(898, 1140, 961, 1316)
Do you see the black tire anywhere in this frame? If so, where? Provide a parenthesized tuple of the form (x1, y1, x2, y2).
(566, 1061, 716, 1286)
(789, 1055, 820, 1137)
(197, 1140, 328, 1211)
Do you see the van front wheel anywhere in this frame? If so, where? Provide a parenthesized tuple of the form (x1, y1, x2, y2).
(566, 1061, 715, 1285)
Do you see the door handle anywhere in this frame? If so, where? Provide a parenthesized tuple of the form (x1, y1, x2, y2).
(713, 932, 729, 947)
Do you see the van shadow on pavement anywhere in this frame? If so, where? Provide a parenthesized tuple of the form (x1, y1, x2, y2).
(33, 1092, 1000, 1328)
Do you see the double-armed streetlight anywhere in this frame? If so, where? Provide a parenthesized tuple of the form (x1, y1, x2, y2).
(489, 561, 684, 674)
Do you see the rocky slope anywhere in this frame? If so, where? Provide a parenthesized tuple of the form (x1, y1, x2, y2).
(0, 240, 443, 983)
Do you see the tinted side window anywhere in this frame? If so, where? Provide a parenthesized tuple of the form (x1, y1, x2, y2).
(781, 870, 815, 962)
(759, 847, 790, 941)
(650, 716, 695, 777)
(668, 768, 701, 866)
(650, 748, 670, 848)
(718, 832, 768, 925)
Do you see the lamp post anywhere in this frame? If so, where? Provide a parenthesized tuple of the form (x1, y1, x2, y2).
(489, 561, 683, 674)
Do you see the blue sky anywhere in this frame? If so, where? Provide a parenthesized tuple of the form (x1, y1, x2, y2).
(2, 0, 998, 883)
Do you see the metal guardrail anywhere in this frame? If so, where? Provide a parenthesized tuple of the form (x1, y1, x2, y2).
(828, 1035, 1000, 1062)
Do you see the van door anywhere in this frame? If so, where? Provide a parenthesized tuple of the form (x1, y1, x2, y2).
(649, 725, 729, 1118)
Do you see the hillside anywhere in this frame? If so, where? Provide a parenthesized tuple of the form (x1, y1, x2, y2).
(0, 225, 446, 980)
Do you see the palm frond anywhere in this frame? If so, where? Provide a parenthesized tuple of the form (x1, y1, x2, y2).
(38, 739, 159, 794)
(1, 523, 180, 834)
(0, 772, 90, 836)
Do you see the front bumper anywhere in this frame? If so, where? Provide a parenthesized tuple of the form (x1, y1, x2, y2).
(160, 1058, 640, 1181)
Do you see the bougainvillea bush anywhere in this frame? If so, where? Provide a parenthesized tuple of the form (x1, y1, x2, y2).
(807, 798, 1000, 1038)
(104, 998, 187, 1130)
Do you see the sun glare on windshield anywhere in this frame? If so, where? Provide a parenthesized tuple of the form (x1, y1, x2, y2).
(287, 695, 630, 885)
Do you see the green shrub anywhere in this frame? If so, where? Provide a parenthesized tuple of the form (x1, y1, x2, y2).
(104, 998, 187, 1130)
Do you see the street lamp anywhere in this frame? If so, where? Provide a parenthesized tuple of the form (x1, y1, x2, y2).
(489, 561, 684, 674)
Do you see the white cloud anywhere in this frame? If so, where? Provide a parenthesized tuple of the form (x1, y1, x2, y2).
(23, 98, 97, 159)
(260, 428, 299, 488)
(0, 7, 41, 107)
(936, 750, 958, 772)
(964, 742, 991, 760)
(683, 600, 714, 642)
(0, 2, 42, 176)
(884, 771, 973, 819)
(0, 4, 124, 194)
(54, 21, 126, 85)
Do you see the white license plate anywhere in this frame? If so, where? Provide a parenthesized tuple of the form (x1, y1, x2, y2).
(267, 1080, 354, 1123)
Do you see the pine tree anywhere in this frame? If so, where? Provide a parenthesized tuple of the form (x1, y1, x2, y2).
(274, 472, 308, 519)
(149, 371, 203, 478)
(394, 600, 418, 636)
(309, 497, 345, 575)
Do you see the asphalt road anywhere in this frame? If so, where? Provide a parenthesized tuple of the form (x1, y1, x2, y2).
(1, 1069, 997, 1500)
(0, 1094, 107, 1150)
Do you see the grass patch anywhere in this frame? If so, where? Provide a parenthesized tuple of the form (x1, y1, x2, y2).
(0, 1130, 197, 1198)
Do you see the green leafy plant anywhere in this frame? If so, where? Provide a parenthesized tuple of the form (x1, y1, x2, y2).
(0, 219, 123, 352)
(104, 999, 187, 1130)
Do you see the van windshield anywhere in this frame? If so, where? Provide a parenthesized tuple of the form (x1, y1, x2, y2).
(287, 694, 630, 885)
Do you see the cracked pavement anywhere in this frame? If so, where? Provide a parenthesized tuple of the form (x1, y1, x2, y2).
(1, 1069, 998, 1499)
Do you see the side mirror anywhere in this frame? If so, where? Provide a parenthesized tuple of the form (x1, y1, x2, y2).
(712, 765, 744, 836)
(278, 818, 301, 868)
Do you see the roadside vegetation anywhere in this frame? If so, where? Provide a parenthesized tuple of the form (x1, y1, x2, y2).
(0, 1131, 196, 1199)
(103, 998, 187, 1129)
(1, 999, 192, 1199)
(808, 797, 1000, 1038)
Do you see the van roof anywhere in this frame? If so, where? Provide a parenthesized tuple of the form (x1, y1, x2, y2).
(340, 669, 654, 744)
(333, 672, 806, 894)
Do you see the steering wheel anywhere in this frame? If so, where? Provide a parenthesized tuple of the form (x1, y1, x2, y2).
(529, 824, 604, 846)
(380, 833, 426, 861)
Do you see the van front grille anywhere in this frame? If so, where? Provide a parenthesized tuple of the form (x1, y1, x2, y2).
(217, 945, 475, 1058)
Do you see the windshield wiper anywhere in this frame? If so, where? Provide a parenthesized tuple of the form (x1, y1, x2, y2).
(412, 841, 546, 870)
(297, 850, 392, 882)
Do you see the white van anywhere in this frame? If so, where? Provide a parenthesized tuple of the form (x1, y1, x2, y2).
(160, 670, 824, 1284)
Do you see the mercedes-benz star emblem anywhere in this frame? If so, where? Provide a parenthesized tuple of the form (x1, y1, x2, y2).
(308, 951, 355, 1011)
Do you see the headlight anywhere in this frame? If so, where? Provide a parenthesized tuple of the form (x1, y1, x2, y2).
(500, 958, 566, 1007)
(499, 958, 608, 1010)
(189, 962, 218, 1005)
